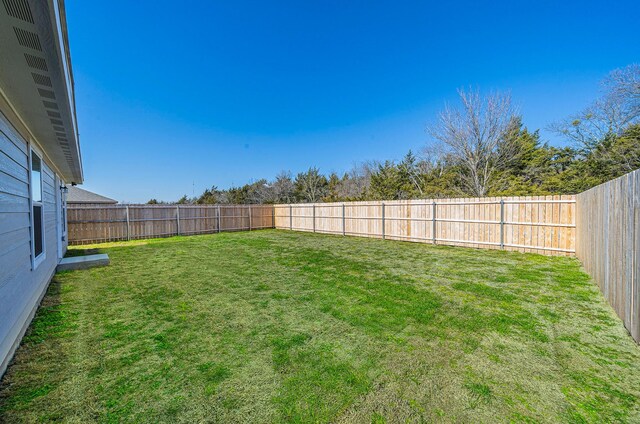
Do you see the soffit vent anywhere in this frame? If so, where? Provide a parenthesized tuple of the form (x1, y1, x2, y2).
(2, 0, 34, 23)
(13, 27, 41, 51)
(24, 53, 48, 71)
(37, 88, 56, 99)
(52, 125, 65, 132)
(31, 72, 53, 87)
(50, 118, 63, 126)
(46, 110, 61, 118)
(43, 100, 58, 109)
(32, 73, 52, 87)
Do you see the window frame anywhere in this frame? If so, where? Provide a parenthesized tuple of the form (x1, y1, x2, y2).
(29, 147, 46, 269)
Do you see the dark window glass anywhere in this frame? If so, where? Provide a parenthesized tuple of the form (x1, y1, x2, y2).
(33, 204, 43, 257)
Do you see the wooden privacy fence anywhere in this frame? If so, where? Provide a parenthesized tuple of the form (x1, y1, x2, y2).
(274, 195, 576, 256)
(68, 204, 274, 245)
(576, 169, 640, 342)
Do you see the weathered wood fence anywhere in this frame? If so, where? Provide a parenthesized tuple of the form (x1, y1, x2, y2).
(274, 196, 576, 256)
(576, 170, 640, 342)
(68, 204, 274, 245)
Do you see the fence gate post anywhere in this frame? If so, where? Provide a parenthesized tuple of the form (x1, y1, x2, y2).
(176, 206, 180, 236)
(500, 199, 505, 249)
(381, 203, 385, 240)
(312, 204, 316, 233)
(217, 205, 221, 233)
(248, 205, 252, 231)
(125, 205, 131, 241)
(289, 205, 293, 230)
(342, 203, 346, 236)
(432, 201, 437, 244)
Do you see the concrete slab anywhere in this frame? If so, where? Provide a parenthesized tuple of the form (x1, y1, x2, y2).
(57, 254, 110, 272)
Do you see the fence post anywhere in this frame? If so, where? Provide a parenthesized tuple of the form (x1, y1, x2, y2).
(125, 205, 131, 241)
(381, 203, 385, 240)
(432, 201, 437, 244)
(289, 205, 292, 230)
(176, 206, 180, 236)
(312, 204, 316, 233)
(500, 199, 505, 249)
(272, 206, 275, 229)
(342, 203, 346, 236)
(217, 205, 221, 233)
(248, 205, 252, 231)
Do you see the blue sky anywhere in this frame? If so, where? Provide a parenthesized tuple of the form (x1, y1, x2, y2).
(67, 0, 639, 203)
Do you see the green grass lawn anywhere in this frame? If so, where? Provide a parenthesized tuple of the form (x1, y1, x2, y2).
(1, 230, 640, 423)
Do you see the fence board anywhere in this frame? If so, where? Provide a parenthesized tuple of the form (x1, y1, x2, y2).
(68, 204, 275, 245)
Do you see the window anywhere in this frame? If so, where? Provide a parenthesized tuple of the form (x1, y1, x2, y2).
(31, 151, 44, 261)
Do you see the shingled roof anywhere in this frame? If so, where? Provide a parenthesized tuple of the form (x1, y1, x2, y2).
(67, 186, 117, 204)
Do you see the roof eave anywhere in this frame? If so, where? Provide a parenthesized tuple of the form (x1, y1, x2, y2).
(0, 0, 82, 183)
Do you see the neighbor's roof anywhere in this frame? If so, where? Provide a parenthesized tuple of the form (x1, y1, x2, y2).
(67, 186, 117, 204)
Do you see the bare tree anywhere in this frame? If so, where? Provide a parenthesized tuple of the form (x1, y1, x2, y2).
(550, 64, 640, 153)
(420, 144, 450, 178)
(271, 171, 295, 203)
(427, 88, 519, 196)
(245, 179, 273, 204)
(605, 64, 640, 105)
(398, 150, 424, 197)
(334, 162, 373, 200)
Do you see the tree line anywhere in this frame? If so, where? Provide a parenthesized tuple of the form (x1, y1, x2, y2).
(148, 64, 640, 205)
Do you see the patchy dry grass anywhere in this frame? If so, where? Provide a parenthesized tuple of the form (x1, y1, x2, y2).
(1, 230, 639, 423)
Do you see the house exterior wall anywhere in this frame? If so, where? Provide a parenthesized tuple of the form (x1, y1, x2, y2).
(0, 108, 66, 376)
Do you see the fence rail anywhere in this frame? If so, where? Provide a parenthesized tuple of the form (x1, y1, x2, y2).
(274, 196, 576, 256)
(68, 204, 275, 245)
